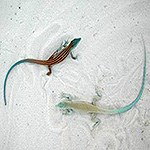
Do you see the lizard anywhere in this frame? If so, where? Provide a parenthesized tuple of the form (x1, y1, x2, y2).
(56, 36, 146, 129)
(3, 38, 81, 105)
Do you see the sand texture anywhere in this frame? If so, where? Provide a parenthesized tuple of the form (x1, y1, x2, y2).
(0, 0, 150, 150)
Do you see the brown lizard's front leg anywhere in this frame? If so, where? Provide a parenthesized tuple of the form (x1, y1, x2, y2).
(47, 40, 69, 60)
(47, 50, 59, 60)
(70, 52, 78, 60)
(46, 65, 52, 76)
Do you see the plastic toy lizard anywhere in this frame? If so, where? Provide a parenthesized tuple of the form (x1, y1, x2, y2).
(56, 37, 146, 129)
(3, 38, 81, 105)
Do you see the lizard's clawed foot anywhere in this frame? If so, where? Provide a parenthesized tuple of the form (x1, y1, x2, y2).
(46, 66, 52, 76)
(46, 71, 51, 76)
(92, 87, 102, 105)
(92, 118, 101, 130)
(63, 40, 69, 47)
(57, 40, 69, 51)
(62, 108, 74, 115)
(60, 92, 76, 101)
(70, 52, 78, 60)
(90, 113, 101, 130)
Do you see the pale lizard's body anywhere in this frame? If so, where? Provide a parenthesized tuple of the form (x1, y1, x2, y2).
(56, 36, 147, 128)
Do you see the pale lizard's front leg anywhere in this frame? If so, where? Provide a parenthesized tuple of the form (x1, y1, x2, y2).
(62, 108, 74, 115)
(60, 92, 77, 101)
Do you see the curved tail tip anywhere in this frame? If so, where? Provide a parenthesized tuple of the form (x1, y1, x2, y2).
(4, 99, 7, 106)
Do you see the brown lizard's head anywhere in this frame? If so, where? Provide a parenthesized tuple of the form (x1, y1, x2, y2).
(70, 38, 81, 48)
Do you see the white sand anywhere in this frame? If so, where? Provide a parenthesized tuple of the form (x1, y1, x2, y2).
(0, 0, 150, 149)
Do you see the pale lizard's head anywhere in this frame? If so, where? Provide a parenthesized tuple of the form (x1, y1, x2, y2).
(55, 101, 68, 109)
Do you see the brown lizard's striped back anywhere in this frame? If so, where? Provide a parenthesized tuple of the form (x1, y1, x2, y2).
(48, 42, 73, 65)
(25, 42, 73, 66)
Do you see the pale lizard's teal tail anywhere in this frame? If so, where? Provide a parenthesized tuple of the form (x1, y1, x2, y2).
(106, 37, 146, 115)
(3, 59, 31, 105)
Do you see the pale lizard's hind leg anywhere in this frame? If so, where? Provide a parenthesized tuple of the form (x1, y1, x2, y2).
(90, 88, 102, 130)
(90, 113, 101, 130)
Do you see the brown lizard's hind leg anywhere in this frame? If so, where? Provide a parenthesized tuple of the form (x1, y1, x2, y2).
(46, 65, 52, 76)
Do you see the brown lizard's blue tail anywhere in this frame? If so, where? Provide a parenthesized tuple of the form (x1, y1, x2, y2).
(3, 59, 31, 105)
